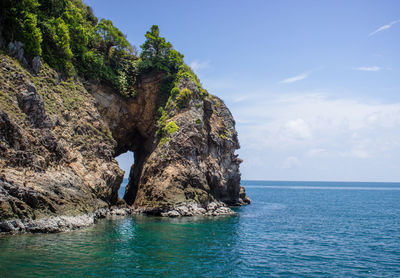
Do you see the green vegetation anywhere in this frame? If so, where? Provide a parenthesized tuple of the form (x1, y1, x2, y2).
(173, 64, 201, 89)
(0, 0, 43, 57)
(219, 129, 232, 140)
(139, 25, 183, 74)
(176, 88, 192, 108)
(1, 1, 215, 150)
(0, 0, 136, 95)
(164, 121, 179, 135)
(158, 120, 179, 146)
(0, 0, 208, 117)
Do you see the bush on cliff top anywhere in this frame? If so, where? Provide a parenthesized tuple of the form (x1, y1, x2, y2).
(0, 0, 136, 95)
(139, 25, 183, 75)
(0, 0, 201, 101)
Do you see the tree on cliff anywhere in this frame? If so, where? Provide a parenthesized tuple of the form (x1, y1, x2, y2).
(0, 0, 137, 95)
(0, 0, 42, 58)
(95, 19, 134, 57)
(139, 25, 183, 74)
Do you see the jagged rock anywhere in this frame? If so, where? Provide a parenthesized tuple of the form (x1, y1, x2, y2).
(0, 110, 24, 151)
(8, 41, 28, 66)
(0, 51, 249, 234)
(158, 201, 234, 217)
(32, 56, 41, 74)
(16, 83, 52, 128)
(0, 206, 134, 234)
(166, 210, 180, 217)
(239, 186, 251, 205)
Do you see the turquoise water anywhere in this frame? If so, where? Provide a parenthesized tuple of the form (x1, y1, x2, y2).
(1, 180, 400, 277)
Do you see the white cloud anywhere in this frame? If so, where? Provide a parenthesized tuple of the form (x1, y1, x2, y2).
(282, 156, 301, 169)
(279, 71, 310, 84)
(283, 118, 312, 140)
(189, 60, 210, 72)
(369, 19, 400, 37)
(232, 92, 400, 180)
(353, 66, 381, 72)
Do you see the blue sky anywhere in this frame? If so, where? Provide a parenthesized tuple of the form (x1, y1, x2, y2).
(85, 0, 400, 182)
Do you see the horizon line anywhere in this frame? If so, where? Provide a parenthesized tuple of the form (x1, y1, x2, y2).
(240, 179, 400, 184)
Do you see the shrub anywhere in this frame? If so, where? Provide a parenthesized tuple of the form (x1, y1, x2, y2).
(174, 64, 201, 89)
(163, 121, 179, 135)
(170, 87, 179, 97)
(0, 0, 138, 95)
(139, 25, 183, 74)
(176, 88, 192, 108)
(158, 121, 179, 146)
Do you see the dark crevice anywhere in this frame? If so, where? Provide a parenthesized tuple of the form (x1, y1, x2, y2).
(123, 141, 148, 205)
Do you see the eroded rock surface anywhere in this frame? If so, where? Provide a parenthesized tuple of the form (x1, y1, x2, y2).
(0, 53, 249, 234)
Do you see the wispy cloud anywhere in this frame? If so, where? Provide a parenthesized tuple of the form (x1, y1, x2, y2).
(353, 66, 381, 72)
(279, 71, 310, 84)
(369, 19, 400, 37)
(189, 60, 210, 72)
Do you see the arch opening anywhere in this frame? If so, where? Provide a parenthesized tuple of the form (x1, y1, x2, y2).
(112, 130, 150, 206)
(115, 151, 135, 199)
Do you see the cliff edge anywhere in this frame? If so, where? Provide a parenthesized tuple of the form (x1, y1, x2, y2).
(0, 1, 249, 233)
(0, 51, 249, 233)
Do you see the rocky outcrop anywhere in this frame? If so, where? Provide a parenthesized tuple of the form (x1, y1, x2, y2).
(127, 81, 246, 214)
(0, 53, 249, 234)
(90, 70, 249, 215)
(0, 206, 132, 234)
(0, 55, 123, 226)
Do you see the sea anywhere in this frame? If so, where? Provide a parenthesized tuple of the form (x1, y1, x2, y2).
(1, 180, 400, 277)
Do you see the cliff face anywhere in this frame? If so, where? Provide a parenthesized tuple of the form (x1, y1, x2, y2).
(0, 54, 123, 223)
(0, 53, 249, 232)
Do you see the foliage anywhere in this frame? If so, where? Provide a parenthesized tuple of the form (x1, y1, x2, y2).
(176, 88, 192, 108)
(0, 0, 42, 58)
(95, 19, 133, 55)
(174, 64, 201, 89)
(139, 25, 185, 102)
(170, 87, 180, 98)
(0, 0, 137, 95)
(139, 25, 183, 74)
(163, 121, 179, 135)
(155, 107, 168, 137)
(158, 120, 179, 146)
(0, 1, 203, 101)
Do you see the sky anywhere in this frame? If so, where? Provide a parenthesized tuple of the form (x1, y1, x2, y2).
(85, 0, 400, 182)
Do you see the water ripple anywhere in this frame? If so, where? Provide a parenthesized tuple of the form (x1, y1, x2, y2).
(1, 183, 400, 277)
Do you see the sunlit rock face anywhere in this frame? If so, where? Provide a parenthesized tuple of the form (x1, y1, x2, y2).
(92, 70, 249, 215)
(0, 53, 249, 230)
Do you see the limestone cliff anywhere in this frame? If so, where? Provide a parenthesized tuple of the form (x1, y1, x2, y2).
(0, 52, 250, 233)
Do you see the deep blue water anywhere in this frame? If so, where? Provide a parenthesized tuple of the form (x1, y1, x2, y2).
(1, 180, 400, 277)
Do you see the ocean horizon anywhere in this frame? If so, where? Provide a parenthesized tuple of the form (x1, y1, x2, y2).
(118, 179, 400, 198)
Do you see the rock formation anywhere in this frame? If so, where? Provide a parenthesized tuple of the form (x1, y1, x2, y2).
(0, 52, 250, 234)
